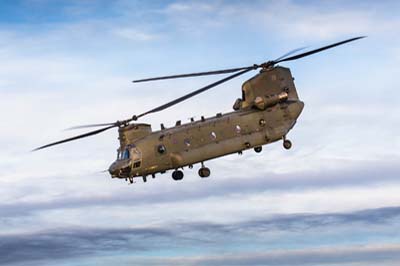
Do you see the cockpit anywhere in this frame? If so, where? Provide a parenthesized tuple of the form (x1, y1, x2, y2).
(109, 145, 142, 178)
(118, 148, 130, 160)
(117, 145, 142, 168)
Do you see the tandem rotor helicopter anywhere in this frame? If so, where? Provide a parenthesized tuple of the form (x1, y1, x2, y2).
(35, 36, 365, 184)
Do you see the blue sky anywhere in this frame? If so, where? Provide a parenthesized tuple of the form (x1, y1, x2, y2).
(0, 1, 400, 265)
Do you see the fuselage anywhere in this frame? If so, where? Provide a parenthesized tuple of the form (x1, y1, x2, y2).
(109, 99, 304, 179)
(108, 66, 305, 180)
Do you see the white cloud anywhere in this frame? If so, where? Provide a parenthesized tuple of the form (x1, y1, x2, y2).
(166, 2, 216, 13)
(251, 4, 376, 40)
(157, 1, 400, 41)
(146, 244, 400, 266)
(113, 27, 160, 41)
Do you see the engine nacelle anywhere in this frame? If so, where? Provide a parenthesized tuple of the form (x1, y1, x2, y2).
(253, 91, 288, 110)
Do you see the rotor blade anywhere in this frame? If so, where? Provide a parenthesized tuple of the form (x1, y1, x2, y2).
(135, 67, 254, 119)
(133, 66, 253, 83)
(275, 36, 366, 63)
(273, 46, 308, 62)
(66, 123, 115, 130)
(33, 125, 115, 151)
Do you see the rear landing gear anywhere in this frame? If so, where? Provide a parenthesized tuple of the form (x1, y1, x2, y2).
(198, 162, 210, 178)
(254, 146, 262, 153)
(199, 167, 210, 178)
(172, 170, 184, 181)
(283, 138, 292, 150)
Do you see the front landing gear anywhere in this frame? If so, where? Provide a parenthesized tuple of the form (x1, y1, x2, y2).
(172, 170, 184, 181)
(283, 136, 292, 150)
(198, 162, 210, 178)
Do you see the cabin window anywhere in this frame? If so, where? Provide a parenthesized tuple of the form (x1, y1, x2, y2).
(184, 138, 191, 147)
(157, 144, 166, 154)
(133, 161, 141, 168)
(210, 131, 217, 140)
(235, 125, 241, 134)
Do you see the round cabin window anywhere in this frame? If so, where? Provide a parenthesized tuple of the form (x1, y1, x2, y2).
(235, 125, 241, 134)
(210, 131, 217, 140)
(157, 144, 166, 154)
(184, 138, 191, 147)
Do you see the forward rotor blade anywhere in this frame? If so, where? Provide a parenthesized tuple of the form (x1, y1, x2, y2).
(135, 67, 254, 119)
(275, 36, 366, 64)
(133, 66, 253, 83)
(273, 46, 308, 62)
(66, 122, 115, 130)
(33, 125, 115, 151)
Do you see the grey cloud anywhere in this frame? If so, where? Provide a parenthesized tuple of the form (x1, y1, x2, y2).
(238, 205, 400, 231)
(1, 206, 400, 265)
(0, 227, 174, 265)
(1, 160, 399, 217)
(144, 245, 400, 266)
(175, 206, 400, 240)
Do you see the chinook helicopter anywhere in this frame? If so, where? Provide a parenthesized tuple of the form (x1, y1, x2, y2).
(35, 36, 364, 183)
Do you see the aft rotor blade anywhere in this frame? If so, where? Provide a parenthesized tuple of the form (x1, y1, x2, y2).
(33, 125, 115, 151)
(135, 67, 254, 119)
(275, 36, 366, 63)
(133, 66, 253, 83)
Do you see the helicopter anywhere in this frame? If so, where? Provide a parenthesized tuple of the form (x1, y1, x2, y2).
(34, 36, 365, 184)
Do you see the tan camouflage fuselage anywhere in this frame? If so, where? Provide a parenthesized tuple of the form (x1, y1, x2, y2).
(108, 66, 304, 179)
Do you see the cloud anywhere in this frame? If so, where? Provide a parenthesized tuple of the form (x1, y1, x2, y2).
(112, 27, 160, 41)
(157, 0, 400, 40)
(0, 227, 173, 265)
(155, 244, 400, 266)
(1, 206, 400, 265)
(238, 206, 400, 231)
(249, 2, 382, 40)
(1, 160, 399, 218)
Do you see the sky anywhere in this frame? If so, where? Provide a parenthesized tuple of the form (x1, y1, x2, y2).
(0, 0, 400, 265)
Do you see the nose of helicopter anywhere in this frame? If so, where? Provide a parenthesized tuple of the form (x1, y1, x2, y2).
(108, 161, 119, 177)
(108, 160, 132, 178)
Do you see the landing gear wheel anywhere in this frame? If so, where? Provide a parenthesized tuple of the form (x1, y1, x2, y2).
(254, 146, 262, 153)
(172, 170, 184, 181)
(283, 139, 292, 150)
(198, 167, 211, 178)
